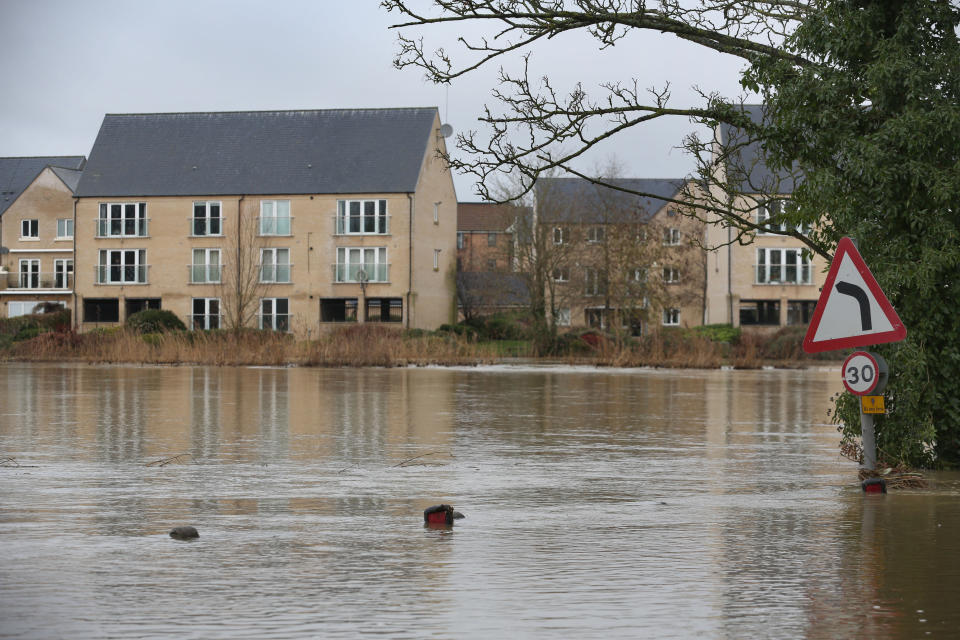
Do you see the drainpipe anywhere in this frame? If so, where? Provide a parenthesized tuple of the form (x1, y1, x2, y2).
(73, 196, 79, 330)
(238, 195, 245, 329)
(407, 192, 414, 329)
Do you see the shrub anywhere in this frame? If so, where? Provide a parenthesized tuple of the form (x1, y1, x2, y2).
(126, 309, 186, 333)
(692, 323, 741, 344)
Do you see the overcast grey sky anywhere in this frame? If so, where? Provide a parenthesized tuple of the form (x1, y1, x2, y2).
(0, 0, 754, 200)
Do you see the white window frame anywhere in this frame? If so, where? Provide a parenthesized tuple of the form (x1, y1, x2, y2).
(584, 267, 606, 296)
(336, 199, 388, 235)
(54, 258, 73, 289)
(663, 228, 681, 246)
(756, 248, 813, 285)
(553, 227, 567, 245)
(191, 248, 222, 284)
(192, 201, 223, 236)
(556, 308, 571, 326)
(587, 226, 605, 243)
(56, 218, 73, 239)
(260, 297, 290, 331)
(97, 249, 148, 284)
(20, 219, 39, 240)
(8, 300, 64, 318)
(457, 232, 464, 249)
(191, 297, 221, 330)
(662, 266, 680, 283)
(757, 199, 811, 235)
(433, 249, 441, 271)
(18, 259, 40, 288)
(336, 247, 388, 282)
(552, 266, 570, 283)
(433, 202, 440, 224)
(260, 248, 291, 283)
(662, 308, 680, 326)
(260, 200, 292, 236)
(97, 202, 148, 237)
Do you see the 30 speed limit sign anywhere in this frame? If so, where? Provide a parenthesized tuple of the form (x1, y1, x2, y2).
(842, 351, 885, 396)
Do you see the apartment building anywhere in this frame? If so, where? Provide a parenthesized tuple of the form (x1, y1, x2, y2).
(0, 156, 86, 318)
(533, 177, 705, 334)
(703, 105, 829, 329)
(72, 108, 457, 334)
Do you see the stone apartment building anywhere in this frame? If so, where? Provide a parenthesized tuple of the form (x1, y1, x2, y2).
(0, 156, 86, 318)
(70, 108, 457, 334)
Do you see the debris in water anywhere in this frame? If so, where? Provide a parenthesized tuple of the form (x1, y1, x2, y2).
(169, 526, 199, 540)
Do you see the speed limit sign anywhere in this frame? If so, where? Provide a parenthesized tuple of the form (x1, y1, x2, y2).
(842, 351, 888, 396)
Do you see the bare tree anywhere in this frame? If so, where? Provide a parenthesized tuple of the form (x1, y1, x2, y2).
(381, 0, 829, 259)
(218, 204, 267, 332)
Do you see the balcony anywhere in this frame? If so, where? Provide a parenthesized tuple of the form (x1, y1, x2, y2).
(189, 216, 225, 237)
(258, 263, 293, 284)
(333, 215, 391, 235)
(257, 216, 293, 236)
(333, 263, 390, 283)
(96, 218, 150, 238)
(3, 271, 73, 290)
(754, 265, 813, 285)
(94, 265, 150, 285)
(258, 313, 292, 332)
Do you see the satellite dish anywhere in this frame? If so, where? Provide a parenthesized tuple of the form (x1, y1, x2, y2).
(440, 123, 454, 138)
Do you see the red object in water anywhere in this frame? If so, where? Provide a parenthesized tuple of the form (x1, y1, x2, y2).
(424, 504, 455, 526)
(862, 478, 887, 494)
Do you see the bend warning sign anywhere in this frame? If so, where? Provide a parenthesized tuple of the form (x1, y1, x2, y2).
(802, 237, 906, 354)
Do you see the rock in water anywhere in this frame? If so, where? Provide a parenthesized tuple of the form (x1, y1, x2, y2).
(169, 526, 199, 540)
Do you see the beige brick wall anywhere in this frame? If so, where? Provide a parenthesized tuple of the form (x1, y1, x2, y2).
(0, 167, 75, 317)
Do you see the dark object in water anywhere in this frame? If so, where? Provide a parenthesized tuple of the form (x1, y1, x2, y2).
(862, 478, 887, 494)
(169, 526, 200, 540)
(424, 504, 461, 526)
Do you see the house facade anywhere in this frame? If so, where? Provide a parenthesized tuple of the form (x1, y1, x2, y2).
(456, 202, 515, 272)
(533, 178, 705, 334)
(703, 105, 829, 330)
(72, 108, 457, 334)
(0, 157, 86, 318)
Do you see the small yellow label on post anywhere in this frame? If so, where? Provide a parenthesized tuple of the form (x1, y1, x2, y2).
(861, 395, 886, 414)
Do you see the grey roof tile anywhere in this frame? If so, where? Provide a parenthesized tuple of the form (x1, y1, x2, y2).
(718, 104, 798, 195)
(76, 108, 440, 197)
(535, 177, 685, 223)
(0, 156, 86, 216)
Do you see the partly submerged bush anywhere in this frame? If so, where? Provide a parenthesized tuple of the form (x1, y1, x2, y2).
(126, 309, 186, 333)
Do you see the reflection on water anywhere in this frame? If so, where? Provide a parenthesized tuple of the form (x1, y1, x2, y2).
(1, 363, 958, 639)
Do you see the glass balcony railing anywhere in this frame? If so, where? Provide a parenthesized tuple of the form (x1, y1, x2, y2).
(333, 263, 389, 283)
(94, 265, 149, 285)
(4, 271, 73, 289)
(95, 218, 150, 237)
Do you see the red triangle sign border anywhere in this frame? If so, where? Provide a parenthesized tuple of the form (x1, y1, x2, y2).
(802, 237, 907, 354)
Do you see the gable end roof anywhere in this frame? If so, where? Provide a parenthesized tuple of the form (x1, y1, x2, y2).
(75, 108, 440, 197)
(0, 156, 86, 216)
(535, 177, 686, 224)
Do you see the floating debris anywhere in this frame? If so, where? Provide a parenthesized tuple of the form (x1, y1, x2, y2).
(146, 453, 192, 467)
(169, 526, 199, 540)
(859, 466, 926, 489)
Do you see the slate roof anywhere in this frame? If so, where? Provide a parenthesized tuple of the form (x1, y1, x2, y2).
(50, 166, 83, 194)
(534, 177, 685, 224)
(0, 156, 86, 216)
(457, 202, 522, 232)
(718, 104, 798, 195)
(457, 271, 530, 308)
(75, 108, 440, 198)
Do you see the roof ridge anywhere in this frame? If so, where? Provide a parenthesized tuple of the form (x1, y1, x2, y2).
(103, 107, 440, 117)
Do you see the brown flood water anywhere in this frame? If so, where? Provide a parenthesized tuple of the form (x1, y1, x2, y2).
(1, 362, 959, 639)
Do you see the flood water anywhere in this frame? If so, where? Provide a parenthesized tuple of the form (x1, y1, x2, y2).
(1, 363, 959, 639)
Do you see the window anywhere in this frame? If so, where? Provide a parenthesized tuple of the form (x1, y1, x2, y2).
(336, 247, 388, 282)
(191, 298, 220, 330)
(587, 226, 605, 243)
(192, 201, 222, 236)
(336, 199, 388, 235)
(757, 199, 810, 235)
(56, 218, 73, 239)
(260, 200, 291, 235)
(662, 308, 680, 326)
(756, 248, 812, 284)
(434, 249, 441, 271)
(457, 232, 464, 250)
(434, 202, 440, 224)
(320, 298, 358, 323)
(20, 219, 38, 239)
(54, 259, 73, 289)
(83, 298, 120, 323)
(631, 267, 648, 283)
(787, 300, 817, 325)
(259, 248, 291, 283)
(487, 232, 497, 246)
(663, 228, 681, 245)
(260, 298, 290, 331)
(365, 297, 402, 323)
(97, 249, 147, 284)
(662, 266, 680, 283)
(191, 249, 222, 283)
(552, 266, 570, 282)
(585, 267, 607, 296)
(667, 209, 678, 217)
(553, 227, 567, 245)
(740, 300, 780, 326)
(98, 203, 148, 237)
(125, 298, 160, 317)
(556, 308, 571, 326)
(18, 259, 40, 288)
(8, 301, 64, 318)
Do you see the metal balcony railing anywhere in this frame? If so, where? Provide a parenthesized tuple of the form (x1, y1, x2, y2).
(189, 216, 225, 236)
(188, 264, 222, 284)
(95, 218, 150, 237)
(5, 271, 73, 289)
(94, 264, 149, 285)
(257, 216, 293, 236)
(258, 313, 292, 332)
(333, 215, 391, 235)
(332, 263, 389, 283)
(258, 263, 292, 284)
(754, 265, 813, 285)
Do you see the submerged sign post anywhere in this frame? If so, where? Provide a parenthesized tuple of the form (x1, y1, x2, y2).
(803, 238, 906, 471)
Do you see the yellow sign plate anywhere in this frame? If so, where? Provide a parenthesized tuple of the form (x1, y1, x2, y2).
(861, 395, 886, 414)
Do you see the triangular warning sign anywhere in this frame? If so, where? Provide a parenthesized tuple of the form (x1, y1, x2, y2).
(803, 237, 907, 353)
